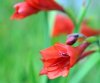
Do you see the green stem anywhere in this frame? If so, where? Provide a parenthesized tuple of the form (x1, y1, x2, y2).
(65, 9, 77, 26)
(29, 58, 38, 83)
(43, 12, 51, 83)
(96, 35, 100, 53)
(44, 12, 51, 47)
(74, 0, 92, 33)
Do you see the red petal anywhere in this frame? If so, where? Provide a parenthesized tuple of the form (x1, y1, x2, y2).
(52, 14, 74, 37)
(41, 58, 58, 67)
(43, 57, 69, 71)
(80, 24, 100, 37)
(66, 45, 79, 67)
(11, 2, 39, 19)
(26, 0, 40, 9)
(62, 67, 70, 77)
(54, 43, 68, 54)
(40, 43, 69, 60)
(26, 0, 64, 11)
(47, 65, 70, 79)
(40, 46, 60, 60)
(47, 69, 62, 79)
(40, 68, 47, 75)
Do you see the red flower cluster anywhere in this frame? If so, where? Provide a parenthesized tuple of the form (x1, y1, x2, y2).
(11, 0, 98, 80)
(40, 42, 93, 79)
(11, 0, 64, 19)
(52, 14, 100, 37)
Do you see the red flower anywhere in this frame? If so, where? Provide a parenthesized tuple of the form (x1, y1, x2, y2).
(40, 42, 90, 79)
(52, 14, 74, 37)
(11, 2, 39, 19)
(52, 14, 100, 37)
(11, 0, 64, 19)
(80, 24, 100, 37)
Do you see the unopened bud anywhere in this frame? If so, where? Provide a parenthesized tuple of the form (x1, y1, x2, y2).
(66, 36, 78, 45)
(66, 33, 86, 45)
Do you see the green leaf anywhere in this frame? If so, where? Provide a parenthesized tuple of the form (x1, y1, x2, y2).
(69, 52, 100, 83)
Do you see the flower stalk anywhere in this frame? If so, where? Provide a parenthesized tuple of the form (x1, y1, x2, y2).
(74, 0, 92, 33)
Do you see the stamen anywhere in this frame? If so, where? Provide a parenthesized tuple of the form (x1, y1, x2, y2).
(61, 53, 68, 57)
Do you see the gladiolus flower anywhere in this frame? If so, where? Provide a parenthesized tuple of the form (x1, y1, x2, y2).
(80, 24, 100, 37)
(52, 14, 74, 37)
(11, 2, 39, 19)
(40, 42, 90, 79)
(52, 14, 100, 37)
(11, 0, 64, 19)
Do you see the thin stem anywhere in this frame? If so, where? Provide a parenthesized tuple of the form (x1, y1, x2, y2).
(73, 50, 95, 65)
(43, 12, 51, 83)
(74, 0, 92, 33)
(78, 50, 95, 61)
(65, 9, 77, 26)
(78, 42, 90, 54)
(44, 12, 51, 47)
(96, 35, 100, 54)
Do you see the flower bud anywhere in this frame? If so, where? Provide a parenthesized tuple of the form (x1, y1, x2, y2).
(66, 33, 86, 45)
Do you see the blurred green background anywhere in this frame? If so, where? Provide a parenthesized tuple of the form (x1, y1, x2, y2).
(0, 0, 100, 83)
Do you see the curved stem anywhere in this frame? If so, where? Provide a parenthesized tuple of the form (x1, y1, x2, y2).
(65, 9, 77, 26)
